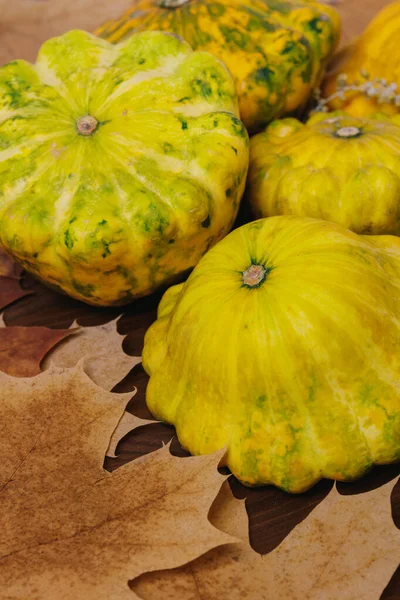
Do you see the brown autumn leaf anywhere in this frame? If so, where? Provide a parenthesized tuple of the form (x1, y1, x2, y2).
(0, 365, 233, 599)
(0, 316, 74, 376)
(0, 248, 21, 279)
(43, 317, 141, 391)
(133, 477, 400, 600)
(0, 276, 32, 311)
(106, 411, 154, 458)
(43, 318, 143, 453)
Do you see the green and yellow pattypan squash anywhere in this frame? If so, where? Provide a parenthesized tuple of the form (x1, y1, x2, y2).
(95, 0, 341, 133)
(143, 216, 400, 492)
(249, 111, 400, 235)
(0, 30, 249, 305)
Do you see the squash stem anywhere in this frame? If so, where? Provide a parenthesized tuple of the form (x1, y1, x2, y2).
(242, 264, 267, 288)
(156, 0, 190, 7)
(77, 115, 98, 136)
(335, 126, 362, 138)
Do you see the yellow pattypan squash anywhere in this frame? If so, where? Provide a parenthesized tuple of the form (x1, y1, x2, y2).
(248, 111, 400, 235)
(0, 30, 249, 306)
(323, 0, 400, 117)
(95, 0, 341, 133)
(143, 216, 400, 492)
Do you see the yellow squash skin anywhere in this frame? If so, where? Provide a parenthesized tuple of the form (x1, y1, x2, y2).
(0, 30, 249, 306)
(248, 112, 400, 235)
(143, 216, 400, 492)
(95, 0, 340, 133)
(323, 0, 400, 117)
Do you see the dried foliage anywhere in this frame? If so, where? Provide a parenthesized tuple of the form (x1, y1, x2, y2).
(0, 366, 232, 599)
(133, 478, 400, 600)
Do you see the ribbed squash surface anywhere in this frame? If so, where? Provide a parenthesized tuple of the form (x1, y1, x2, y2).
(0, 30, 249, 305)
(249, 112, 400, 235)
(95, 0, 340, 132)
(143, 216, 400, 492)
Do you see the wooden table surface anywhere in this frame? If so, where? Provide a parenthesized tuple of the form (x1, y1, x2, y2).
(1, 0, 399, 597)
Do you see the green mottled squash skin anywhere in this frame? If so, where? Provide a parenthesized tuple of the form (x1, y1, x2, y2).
(95, 0, 341, 133)
(0, 30, 249, 305)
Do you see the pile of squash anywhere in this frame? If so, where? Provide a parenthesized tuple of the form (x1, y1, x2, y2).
(1, 0, 400, 492)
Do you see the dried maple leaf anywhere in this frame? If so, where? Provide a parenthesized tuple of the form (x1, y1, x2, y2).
(133, 477, 400, 600)
(0, 248, 21, 279)
(43, 317, 141, 391)
(0, 365, 233, 599)
(42, 318, 144, 455)
(106, 411, 153, 458)
(0, 0, 135, 64)
(0, 276, 32, 311)
(0, 318, 74, 376)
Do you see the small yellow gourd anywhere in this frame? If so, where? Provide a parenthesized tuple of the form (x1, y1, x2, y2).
(248, 111, 400, 235)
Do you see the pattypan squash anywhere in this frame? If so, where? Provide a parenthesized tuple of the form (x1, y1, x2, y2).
(143, 216, 400, 492)
(249, 112, 400, 234)
(95, 0, 341, 132)
(0, 30, 249, 305)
